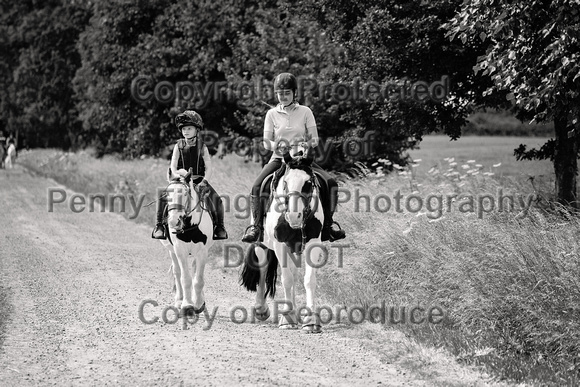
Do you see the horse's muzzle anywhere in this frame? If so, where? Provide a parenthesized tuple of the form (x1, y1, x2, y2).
(168, 214, 185, 233)
(285, 212, 303, 229)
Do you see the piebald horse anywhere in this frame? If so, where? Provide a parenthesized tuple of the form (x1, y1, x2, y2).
(159, 169, 214, 316)
(241, 145, 326, 333)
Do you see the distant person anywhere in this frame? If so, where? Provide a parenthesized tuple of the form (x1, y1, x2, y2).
(151, 110, 228, 240)
(5, 133, 14, 148)
(5, 139, 16, 169)
(0, 131, 6, 168)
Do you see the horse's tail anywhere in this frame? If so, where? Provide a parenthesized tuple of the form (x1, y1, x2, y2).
(240, 246, 261, 292)
(240, 246, 278, 298)
(264, 249, 278, 298)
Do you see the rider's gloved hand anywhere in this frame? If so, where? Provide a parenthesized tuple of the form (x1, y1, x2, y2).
(198, 179, 209, 196)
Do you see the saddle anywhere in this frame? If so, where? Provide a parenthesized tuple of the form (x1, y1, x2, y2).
(260, 164, 327, 205)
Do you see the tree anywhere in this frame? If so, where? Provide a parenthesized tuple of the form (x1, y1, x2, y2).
(293, 0, 506, 171)
(0, 1, 91, 149)
(74, 0, 261, 158)
(444, 0, 580, 207)
(74, 0, 171, 157)
(224, 0, 503, 172)
(222, 0, 357, 169)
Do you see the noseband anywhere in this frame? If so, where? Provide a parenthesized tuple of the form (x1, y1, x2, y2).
(282, 177, 316, 224)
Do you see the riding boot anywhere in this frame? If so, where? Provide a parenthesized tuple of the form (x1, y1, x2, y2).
(151, 193, 167, 239)
(212, 195, 228, 240)
(322, 218, 346, 242)
(241, 194, 263, 243)
(320, 185, 346, 242)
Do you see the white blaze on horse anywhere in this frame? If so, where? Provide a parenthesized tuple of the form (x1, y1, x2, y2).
(159, 169, 214, 316)
(241, 143, 326, 333)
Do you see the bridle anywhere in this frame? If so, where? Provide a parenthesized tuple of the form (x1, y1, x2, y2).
(166, 174, 206, 234)
(275, 165, 319, 254)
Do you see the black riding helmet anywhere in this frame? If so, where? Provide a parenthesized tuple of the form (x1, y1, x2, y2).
(175, 110, 204, 131)
(274, 73, 298, 94)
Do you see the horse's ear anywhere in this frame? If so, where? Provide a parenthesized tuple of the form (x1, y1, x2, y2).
(304, 148, 314, 165)
(167, 167, 173, 182)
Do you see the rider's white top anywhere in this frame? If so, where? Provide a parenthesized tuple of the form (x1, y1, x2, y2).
(264, 102, 319, 160)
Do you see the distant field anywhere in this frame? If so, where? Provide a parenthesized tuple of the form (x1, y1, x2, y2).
(409, 135, 554, 182)
(462, 110, 554, 137)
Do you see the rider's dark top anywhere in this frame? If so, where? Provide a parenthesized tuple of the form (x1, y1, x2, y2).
(177, 138, 205, 177)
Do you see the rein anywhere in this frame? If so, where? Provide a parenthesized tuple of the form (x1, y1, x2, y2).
(276, 166, 318, 254)
(166, 178, 206, 233)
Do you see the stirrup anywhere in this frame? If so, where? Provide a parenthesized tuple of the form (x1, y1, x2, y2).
(213, 226, 228, 240)
(322, 221, 345, 242)
(151, 224, 166, 239)
(242, 224, 262, 243)
(330, 221, 344, 232)
(329, 221, 345, 241)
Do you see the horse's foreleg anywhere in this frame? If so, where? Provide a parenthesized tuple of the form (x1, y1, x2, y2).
(170, 251, 184, 309)
(304, 245, 325, 310)
(162, 240, 184, 309)
(278, 254, 296, 309)
(302, 244, 325, 333)
(192, 248, 208, 311)
(174, 243, 194, 309)
(290, 260, 299, 306)
(276, 244, 297, 328)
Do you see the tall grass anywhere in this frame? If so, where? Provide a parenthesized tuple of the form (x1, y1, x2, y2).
(17, 140, 580, 385)
(316, 148, 579, 385)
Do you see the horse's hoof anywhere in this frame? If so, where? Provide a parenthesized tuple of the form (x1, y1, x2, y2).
(279, 323, 298, 330)
(302, 324, 322, 334)
(180, 305, 195, 317)
(278, 313, 298, 330)
(193, 302, 206, 315)
(301, 313, 322, 334)
(254, 304, 270, 322)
